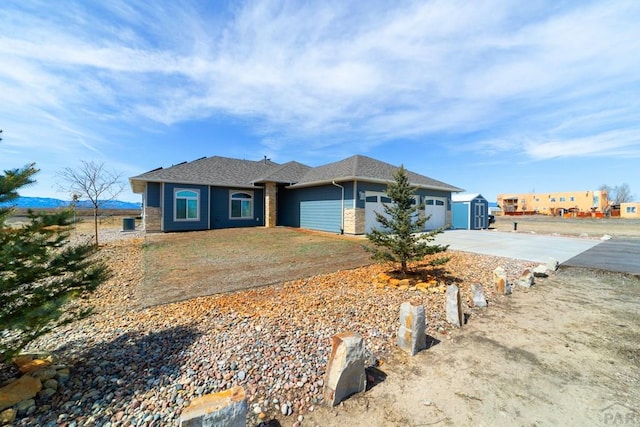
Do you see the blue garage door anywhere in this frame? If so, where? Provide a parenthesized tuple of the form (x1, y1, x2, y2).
(300, 200, 342, 233)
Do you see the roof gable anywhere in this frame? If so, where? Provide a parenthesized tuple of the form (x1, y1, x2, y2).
(292, 155, 462, 192)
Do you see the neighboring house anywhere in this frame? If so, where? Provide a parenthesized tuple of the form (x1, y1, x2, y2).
(497, 190, 608, 215)
(620, 202, 640, 219)
(452, 193, 489, 230)
(129, 154, 463, 234)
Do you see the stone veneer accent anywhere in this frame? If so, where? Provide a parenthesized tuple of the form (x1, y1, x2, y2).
(144, 206, 162, 232)
(343, 208, 365, 235)
(264, 182, 277, 228)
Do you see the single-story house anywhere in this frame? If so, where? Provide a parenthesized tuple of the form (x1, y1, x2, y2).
(452, 193, 490, 230)
(129, 154, 463, 234)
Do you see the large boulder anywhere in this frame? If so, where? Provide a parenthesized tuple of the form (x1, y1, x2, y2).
(397, 302, 427, 355)
(0, 375, 42, 411)
(323, 332, 367, 406)
(179, 386, 247, 427)
(446, 285, 463, 327)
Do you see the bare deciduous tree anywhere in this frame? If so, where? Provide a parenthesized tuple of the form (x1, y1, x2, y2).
(600, 183, 634, 206)
(57, 161, 125, 246)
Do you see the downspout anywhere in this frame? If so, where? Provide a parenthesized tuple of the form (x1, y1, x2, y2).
(332, 181, 344, 234)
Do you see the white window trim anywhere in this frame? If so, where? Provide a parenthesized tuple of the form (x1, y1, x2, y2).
(229, 190, 254, 220)
(174, 188, 200, 222)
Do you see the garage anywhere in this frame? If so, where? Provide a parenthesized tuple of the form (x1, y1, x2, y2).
(364, 192, 392, 233)
(452, 193, 489, 230)
(425, 197, 447, 230)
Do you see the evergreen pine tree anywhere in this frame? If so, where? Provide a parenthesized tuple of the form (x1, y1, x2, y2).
(0, 163, 109, 359)
(366, 165, 449, 275)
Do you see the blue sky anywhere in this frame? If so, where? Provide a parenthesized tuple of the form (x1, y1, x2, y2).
(1, 0, 639, 203)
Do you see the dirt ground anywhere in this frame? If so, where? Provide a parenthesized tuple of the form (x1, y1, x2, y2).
(139, 228, 372, 307)
(300, 267, 640, 427)
(492, 215, 640, 238)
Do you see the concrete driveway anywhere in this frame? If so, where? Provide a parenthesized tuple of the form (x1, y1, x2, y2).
(433, 229, 601, 264)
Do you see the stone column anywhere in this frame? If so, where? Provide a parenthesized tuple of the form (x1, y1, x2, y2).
(179, 386, 247, 427)
(323, 332, 367, 406)
(264, 182, 277, 228)
(397, 302, 427, 355)
(446, 285, 463, 327)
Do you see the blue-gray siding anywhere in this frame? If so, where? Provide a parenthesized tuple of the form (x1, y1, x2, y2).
(209, 186, 264, 229)
(162, 183, 209, 231)
(146, 182, 161, 208)
(284, 185, 343, 233)
(452, 203, 469, 229)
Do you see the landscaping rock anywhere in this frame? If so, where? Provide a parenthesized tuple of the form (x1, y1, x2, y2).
(13, 356, 51, 375)
(31, 367, 57, 381)
(0, 375, 42, 411)
(493, 267, 511, 295)
(446, 285, 463, 327)
(396, 302, 427, 355)
(14, 398, 35, 416)
(0, 408, 17, 424)
(516, 269, 534, 288)
(179, 386, 247, 427)
(546, 257, 559, 272)
(471, 284, 487, 308)
(532, 265, 549, 278)
(323, 332, 366, 406)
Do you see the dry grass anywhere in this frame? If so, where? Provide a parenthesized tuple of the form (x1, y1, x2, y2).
(139, 227, 373, 307)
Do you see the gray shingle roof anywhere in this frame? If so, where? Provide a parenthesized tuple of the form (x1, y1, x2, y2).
(291, 155, 463, 192)
(251, 161, 311, 184)
(130, 154, 462, 193)
(130, 156, 284, 189)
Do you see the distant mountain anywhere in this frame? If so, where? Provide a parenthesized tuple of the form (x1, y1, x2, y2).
(1, 196, 140, 210)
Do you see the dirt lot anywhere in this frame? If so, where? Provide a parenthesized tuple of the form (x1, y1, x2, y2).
(301, 266, 640, 426)
(492, 214, 640, 238)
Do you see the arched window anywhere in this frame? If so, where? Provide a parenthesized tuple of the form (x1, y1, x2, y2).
(175, 189, 199, 220)
(230, 191, 253, 219)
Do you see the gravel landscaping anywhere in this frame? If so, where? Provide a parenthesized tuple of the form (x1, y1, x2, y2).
(3, 228, 535, 426)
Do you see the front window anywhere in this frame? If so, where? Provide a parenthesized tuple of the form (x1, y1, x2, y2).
(230, 191, 253, 219)
(627, 206, 637, 214)
(175, 189, 199, 221)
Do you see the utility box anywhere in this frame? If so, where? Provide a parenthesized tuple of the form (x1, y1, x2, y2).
(122, 217, 136, 231)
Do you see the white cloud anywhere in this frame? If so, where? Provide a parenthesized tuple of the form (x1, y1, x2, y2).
(525, 130, 640, 160)
(0, 0, 639, 169)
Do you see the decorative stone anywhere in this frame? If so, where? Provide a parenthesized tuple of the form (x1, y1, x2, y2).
(446, 285, 463, 327)
(0, 375, 42, 411)
(37, 387, 56, 400)
(13, 356, 51, 374)
(471, 284, 487, 308)
(546, 257, 559, 272)
(56, 368, 70, 383)
(43, 378, 58, 390)
(14, 398, 35, 415)
(31, 367, 57, 381)
(323, 332, 367, 406)
(493, 267, 511, 295)
(179, 386, 247, 427)
(532, 265, 548, 278)
(0, 408, 17, 424)
(396, 302, 427, 355)
(516, 269, 534, 288)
